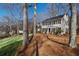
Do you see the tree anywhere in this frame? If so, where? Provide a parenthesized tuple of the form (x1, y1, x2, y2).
(2, 4, 23, 35)
(3, 16, 12, 35)
(23, 3, 29, 47)
(33, 3, 37, 35)
(48, 4, 70, 17)
(48, 3, 58, 17)
(69, 3, 77, 48)
(6, 4, 20, 35)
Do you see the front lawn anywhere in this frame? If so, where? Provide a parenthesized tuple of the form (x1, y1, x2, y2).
(0, 35, 23, 56)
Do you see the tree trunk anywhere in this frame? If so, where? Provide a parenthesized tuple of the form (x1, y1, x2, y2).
(23, 3, 29, 47)
(69, 3, 77, 48)
(33, 3, 36, 35)
(16, 21, 19, 35)
(33, 16, 36, 35)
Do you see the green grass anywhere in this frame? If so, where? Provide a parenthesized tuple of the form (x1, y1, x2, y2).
(0, 35, 23, 56)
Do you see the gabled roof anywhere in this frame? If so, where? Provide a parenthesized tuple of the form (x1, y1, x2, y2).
(42, 15, 64, 23)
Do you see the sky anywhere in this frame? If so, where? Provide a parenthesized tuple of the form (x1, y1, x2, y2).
(28, 3, 48, 18)
(0, 3, 49, 22)
(28, 3, 49, 22)
(0, 3, 79, 22)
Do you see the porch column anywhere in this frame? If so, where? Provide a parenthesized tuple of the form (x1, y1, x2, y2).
(50, 28, 52, 34)
(47, 28, 49, 34)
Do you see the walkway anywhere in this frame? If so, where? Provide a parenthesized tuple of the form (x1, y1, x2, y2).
(17, 33, 79, 56)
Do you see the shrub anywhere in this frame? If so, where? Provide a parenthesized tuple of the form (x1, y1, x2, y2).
(54, 28, 63, 35)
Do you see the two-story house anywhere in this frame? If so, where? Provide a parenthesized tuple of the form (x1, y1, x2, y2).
(37, 13, 69, 35)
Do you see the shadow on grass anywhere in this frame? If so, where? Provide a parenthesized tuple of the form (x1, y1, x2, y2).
(0, 40, 22, 56)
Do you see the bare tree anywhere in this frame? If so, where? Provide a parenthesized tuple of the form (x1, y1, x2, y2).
(48, 3, 58, 17)
(48, 3, 70, 17)
(6, 4, 20, 35)
(3, 16, 12, 35)
(2, 4, 23, 35)
(33, 3, 37, 35)
(23, 3, 29, 47)
(69, 3, 77, 48)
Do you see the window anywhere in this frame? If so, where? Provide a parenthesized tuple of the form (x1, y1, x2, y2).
(52, 21, 54, 25)
(58, 19, 61, 24)
(53, 21, 55, 24)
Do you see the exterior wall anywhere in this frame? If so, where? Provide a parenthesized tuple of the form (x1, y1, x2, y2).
(61, 14, 69, 34)
(38, 14, 69, 35)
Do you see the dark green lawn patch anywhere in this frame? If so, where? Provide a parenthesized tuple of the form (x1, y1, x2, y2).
(0, 35, 23, 56)
(0, 40, 22, 56)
